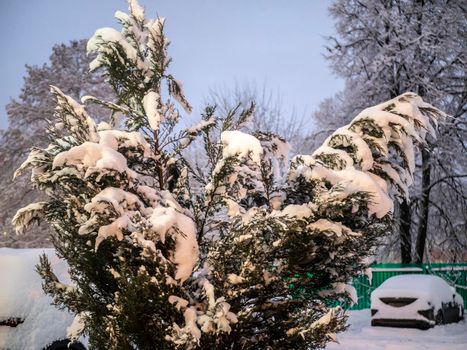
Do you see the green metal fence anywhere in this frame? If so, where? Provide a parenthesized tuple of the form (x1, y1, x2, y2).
(350, 263, 467, 310)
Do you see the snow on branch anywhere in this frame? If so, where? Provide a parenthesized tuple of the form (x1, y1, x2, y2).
(290, 92, 444, 218)
(221, 130, 263, 164)
(12, 202, 47, 233)
(50, 86, 99, 143)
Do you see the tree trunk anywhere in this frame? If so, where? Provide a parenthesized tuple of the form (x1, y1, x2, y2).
(399, 200, 412, 263)
(414, 148, 431, 263)
(386, 85, 412, 262)
(413, 1, 428, 262)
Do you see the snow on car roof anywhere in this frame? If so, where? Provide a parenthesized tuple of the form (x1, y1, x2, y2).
(371, 274, 462, 311)
(379, 274, 452, 291)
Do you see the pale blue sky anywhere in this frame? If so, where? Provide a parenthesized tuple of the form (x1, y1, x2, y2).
(0, 0, 343, 130)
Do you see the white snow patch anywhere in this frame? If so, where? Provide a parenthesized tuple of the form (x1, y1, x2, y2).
(220, 130, 263, 164)
(227, 273, 244, 285)
(294, 163, 393, 218)
(12, 202, 46, 233)
(87, 27, 138, 65)
(168, 295, 189, 311)
(148, 207, 178, 243)
(67, 312, 88, 342)
(326, 310, 467, 350)
(98, 129, 152, 158)
(142, 91, 162, 130)
(332, 282, 358, 305)
(52, 142, 137, 179)
(279, 204, 313, 219)
(171, 213, 199, 283)
(307, 219, 361, 238)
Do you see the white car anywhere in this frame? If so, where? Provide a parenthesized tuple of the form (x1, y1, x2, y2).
(0, 248, 86, 350)
(371, 274, 464, 329)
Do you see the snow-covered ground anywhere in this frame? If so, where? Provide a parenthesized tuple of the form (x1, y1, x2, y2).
(326, 310, 467, 350)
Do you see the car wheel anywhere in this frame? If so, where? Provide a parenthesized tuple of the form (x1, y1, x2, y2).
(435, 310, 445, 325)
(44, 339, 86, 350)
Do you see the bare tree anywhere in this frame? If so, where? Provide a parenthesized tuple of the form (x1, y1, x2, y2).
(314, 0, 467, 262)
(206, 82, 310, 153)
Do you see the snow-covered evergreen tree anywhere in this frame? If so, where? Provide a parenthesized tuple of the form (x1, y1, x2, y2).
(14, 0, 446, 349)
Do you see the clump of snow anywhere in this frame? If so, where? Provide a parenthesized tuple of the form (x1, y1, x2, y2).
(148, 207, 178, 243)
(79, 185, 199, 283)
(331, 282, 358, 305)
(67, 312, 88, 342)
(84, 187, 143, 215)
(168, 296, 189, 311)
(12, 202, 46, 234)
(170, 213, 199, 283)
(220, 130, 263, 164)
(114, 10, 130, 24)
(167, 307, 201, 346)
(227, 273, 245, 285)
(79, 187, 145, 250)
(225, 198, 242, 217)
(279, 204, 313, 219)
(186, 116, 216, 135)
(293, 161, 393, 218)
(327, 128, 374, 171)
(311, 307, 340, 329)
(234, 234, 253, 243)
(98, 129, 152, 158)
(145, 17, 165, 41)
(308, 219, 361, 238)
(87, 27, 138, 70)
(142, 91, 162, 131)
(197, 279, 238, 334)
(96, 215, 133, 250)
(52, 142, 137, 180)
(312, 145, 355, 170)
